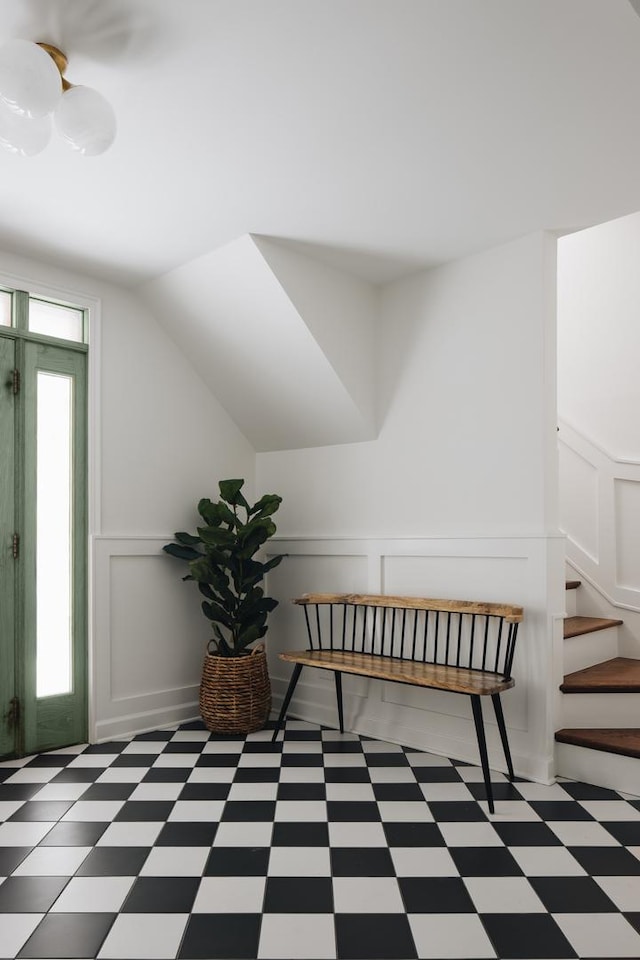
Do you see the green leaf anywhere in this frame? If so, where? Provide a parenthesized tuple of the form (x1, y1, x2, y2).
(219, 479, 249, 510)
(237, 591, 278, 625)
(202, 600, 233, 629)
(198, 499, 238, 528)
(197, 498, 222, 526)
(239, 516, 276, 537)
(203, 545, 229, 566)
(217, 635, 233, 656)
(163, 543, 201, 562)
(234, 559, 264, 594)
(189, 557, 214, 581)
(235, 624, 262, 652)
(218, 502, 238, 526)
(236, 555, 282, 591)
(249, 494, 282, 520)
(206, 567, 234, 604)
(197, 525, 236, 548)
(236, 622, 270, 652)
(174, 531, 201, 546)
(219, 478, 244, 499)
(236, 522, 275, 559)
(198, 582, 216, 601)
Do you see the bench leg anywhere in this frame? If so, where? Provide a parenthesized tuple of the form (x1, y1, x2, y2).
(491, 693, 514, 781)
(334, 672, 344, 734)
(271, 663, 303, 743)
(470, 695, 494, 815)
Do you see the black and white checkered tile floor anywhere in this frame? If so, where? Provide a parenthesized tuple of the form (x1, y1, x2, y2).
(1, 720, 640, 960)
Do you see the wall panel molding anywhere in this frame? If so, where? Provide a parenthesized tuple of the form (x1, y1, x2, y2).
(91, 533, 560, 783)
(92, 536, 205, 742)
(559, 420, 640, 611)
(614, 478, 640, 591)
(558, 445, 599, 562)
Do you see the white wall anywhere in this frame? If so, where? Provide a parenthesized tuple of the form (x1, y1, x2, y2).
(99, 278, 255, 534)
(259, 232, 563, 783)
(259, 232, 558, 538)
(558, 211, 640, 461)
(0, 249, 255, 741)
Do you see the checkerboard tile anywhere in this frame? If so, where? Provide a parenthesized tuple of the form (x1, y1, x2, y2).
(0, 718, 639, 958)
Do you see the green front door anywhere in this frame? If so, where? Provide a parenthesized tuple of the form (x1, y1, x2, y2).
(0, 330, 88, 757)
(0, 336, 17, 756)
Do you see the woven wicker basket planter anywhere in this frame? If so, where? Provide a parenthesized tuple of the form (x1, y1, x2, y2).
(199, 645, 271, 734)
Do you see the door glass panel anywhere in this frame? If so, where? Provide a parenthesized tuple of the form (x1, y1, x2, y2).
(0, 290, 11, 326)
(29, 298, 84, 342)
(36, 372, 73, 698)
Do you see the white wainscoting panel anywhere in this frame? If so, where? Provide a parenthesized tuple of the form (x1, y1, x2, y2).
(614, 478, 640, 591)
(109, 555, 205, 701)
(92, 534, 561, 782)
(560, 420, 640, 613)
(559, 443, 599, 562)
(93, 537, 208, 742)
(381, 552, 526, 599)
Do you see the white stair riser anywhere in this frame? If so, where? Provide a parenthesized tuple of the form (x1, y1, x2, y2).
(556, 741, 640, 797)
(563, 627, 618, 674)
(561, 692, 640, 728)
(565, 589, 578, 618)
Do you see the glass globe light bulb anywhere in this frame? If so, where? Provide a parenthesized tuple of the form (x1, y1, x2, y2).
(54, 85, 116, 156)
(0, 39, 62, 119)
(0, 98, 51, 155)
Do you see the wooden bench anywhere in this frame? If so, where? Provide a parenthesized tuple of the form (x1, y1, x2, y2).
(272, 593, 523, 812)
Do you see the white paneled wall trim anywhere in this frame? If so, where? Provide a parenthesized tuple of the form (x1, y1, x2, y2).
(266, 536, 565, 785)
(559, 419, 640, 614)
(91, 534, 564, 783)
(92, 537, 207, 743)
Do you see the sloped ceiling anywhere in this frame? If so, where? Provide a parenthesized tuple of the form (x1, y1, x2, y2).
(2, 1, 640, 284)
(139, 235, 377, 451)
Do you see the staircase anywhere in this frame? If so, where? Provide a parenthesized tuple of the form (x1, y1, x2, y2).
(555, 580, 640, 795)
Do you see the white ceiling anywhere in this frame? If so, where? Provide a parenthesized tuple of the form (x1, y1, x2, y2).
(2, 0, 640, 287)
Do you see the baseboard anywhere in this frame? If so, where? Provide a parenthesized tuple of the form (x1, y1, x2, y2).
(93, 702, 199, 743)
(556, 741, 640, 797)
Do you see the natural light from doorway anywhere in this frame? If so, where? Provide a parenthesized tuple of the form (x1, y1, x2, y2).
(36, 371, 73, 698)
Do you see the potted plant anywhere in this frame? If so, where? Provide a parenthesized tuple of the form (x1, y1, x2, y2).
(163, 478, 283, 733)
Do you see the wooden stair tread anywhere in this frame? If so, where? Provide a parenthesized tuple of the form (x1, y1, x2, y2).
(561, 657, 640, 693)
(565, 580, 581, 590)
(563, 616, 623, 639)
(555, 728, 640, 760)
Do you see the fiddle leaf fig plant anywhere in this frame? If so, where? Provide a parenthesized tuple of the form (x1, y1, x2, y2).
(163, 479, 283, 657)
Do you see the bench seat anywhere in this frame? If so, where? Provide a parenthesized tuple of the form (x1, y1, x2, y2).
(279, 649, 515, 697)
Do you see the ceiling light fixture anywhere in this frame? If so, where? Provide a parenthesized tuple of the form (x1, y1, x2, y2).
(0, 39, 116, 157)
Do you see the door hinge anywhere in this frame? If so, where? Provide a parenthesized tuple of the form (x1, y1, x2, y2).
(12, 532, 19, 560)
(4, 697, 20, 731)
(11, 368, 19, 395)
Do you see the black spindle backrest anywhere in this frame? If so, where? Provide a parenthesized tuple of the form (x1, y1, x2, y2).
(296, 594, 522, 680)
